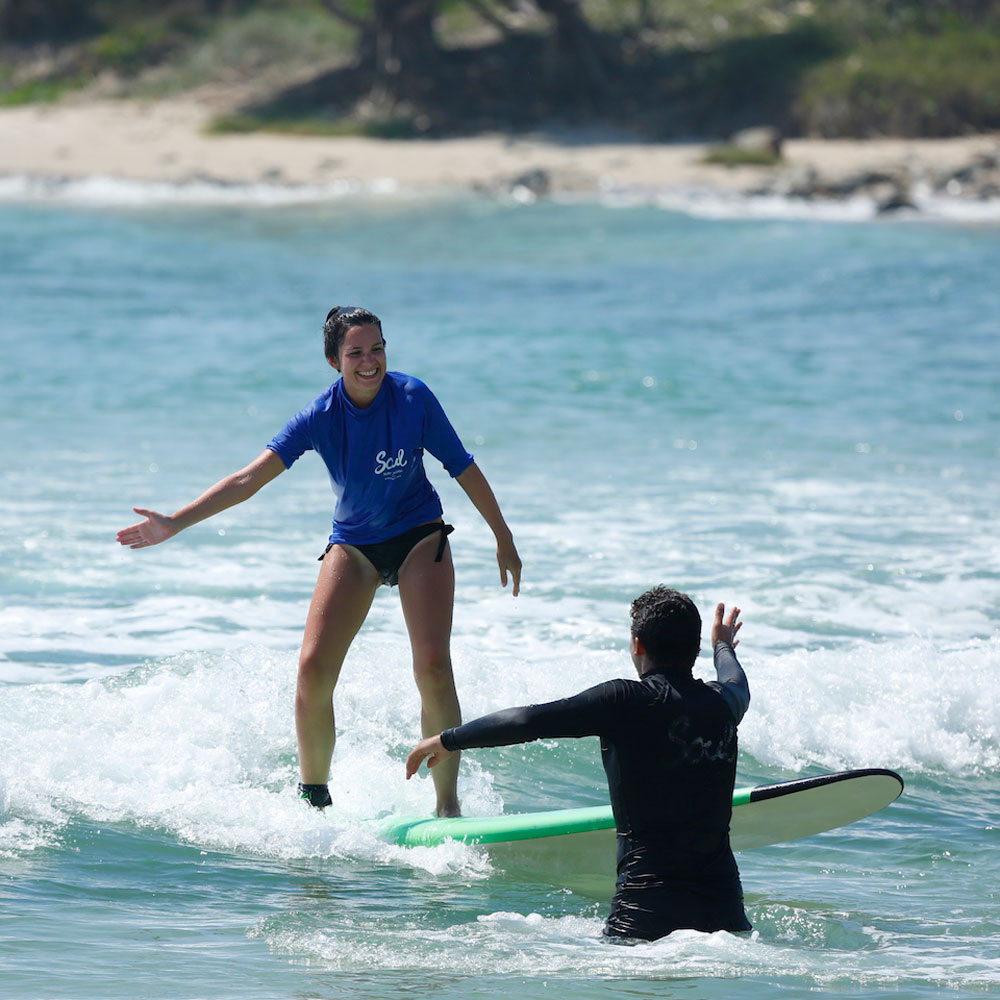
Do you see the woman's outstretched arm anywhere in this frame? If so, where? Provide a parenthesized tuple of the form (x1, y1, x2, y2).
(116, 448, 286, 549)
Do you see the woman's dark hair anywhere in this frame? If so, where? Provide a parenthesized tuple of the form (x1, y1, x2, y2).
(630, 587, 702, 671)
(323, 306, 383, 362)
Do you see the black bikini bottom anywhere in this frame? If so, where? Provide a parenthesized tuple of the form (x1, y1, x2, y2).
(319, 521, 454, 587)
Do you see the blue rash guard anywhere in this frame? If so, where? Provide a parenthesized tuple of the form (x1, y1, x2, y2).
(266, 372, 474, 546)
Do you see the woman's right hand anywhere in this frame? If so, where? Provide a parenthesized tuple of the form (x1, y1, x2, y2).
(116, 507, 176, 549)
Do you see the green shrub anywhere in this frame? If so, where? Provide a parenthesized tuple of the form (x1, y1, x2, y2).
(702, 145, 782, 167)
(0, 78, 85, 105)
(796, 24, 1000, 136)
(208, 111, 418, 139)
(88, 22, 177, 76)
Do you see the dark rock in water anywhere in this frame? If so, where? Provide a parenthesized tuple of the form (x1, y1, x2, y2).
(842, 171, 914, 212)
(876, 188, 917, 214)
(937, 148, 1000, 199)
(742, 142, 1000, 212)
(746, 165, 817, 199)
(510, 168, 551, 198)
(473, 167, 552, 201)
(749, 164, 920, 211)
(182, 171, 236, 188)
(830, 170, 898, 196)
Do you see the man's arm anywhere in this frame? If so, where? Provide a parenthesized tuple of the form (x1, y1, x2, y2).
(405, 680, 627, 778)
(710, 602, 750, 723)
(406, 733, 453, 776)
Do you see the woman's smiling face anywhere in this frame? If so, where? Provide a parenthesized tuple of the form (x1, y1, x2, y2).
(331, 323, 386, 407)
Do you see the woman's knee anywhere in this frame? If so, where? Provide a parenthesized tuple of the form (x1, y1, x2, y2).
(298, 647, 342, 697)
(412, 653, 456, 695)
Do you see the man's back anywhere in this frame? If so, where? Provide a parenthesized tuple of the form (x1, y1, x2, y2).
(593, 647, 751, 939)
(408, 596, 753, 941)
(597, 664, 742, 860)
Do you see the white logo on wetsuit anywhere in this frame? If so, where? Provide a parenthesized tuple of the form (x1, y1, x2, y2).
(667, 716, 736, 764)
(374, 449, 408, 478)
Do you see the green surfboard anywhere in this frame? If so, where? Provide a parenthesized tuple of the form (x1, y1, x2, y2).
(378, 769, 903, 892)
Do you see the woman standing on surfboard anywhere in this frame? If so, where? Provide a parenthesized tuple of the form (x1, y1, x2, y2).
(116, 306, 521, 817)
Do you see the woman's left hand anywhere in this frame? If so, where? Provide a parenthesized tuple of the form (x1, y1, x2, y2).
(455, 463, 522, 597)
(497, 537, 522, 596)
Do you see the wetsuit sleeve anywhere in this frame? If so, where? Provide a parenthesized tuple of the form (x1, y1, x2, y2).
(440, 680, 630, 752)
(419, 383, 474, 478)
(710, 641, 750, 724)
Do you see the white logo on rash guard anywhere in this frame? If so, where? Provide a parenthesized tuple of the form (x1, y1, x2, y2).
(374, 449, 408, 477)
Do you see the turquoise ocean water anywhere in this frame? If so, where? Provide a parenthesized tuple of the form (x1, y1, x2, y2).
(1, 184, 999, 999)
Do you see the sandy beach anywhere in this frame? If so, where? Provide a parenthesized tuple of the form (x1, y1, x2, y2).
(1, 96, 998, 202)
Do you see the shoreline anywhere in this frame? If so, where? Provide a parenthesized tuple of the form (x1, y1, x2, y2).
(2, 98, 999, 217)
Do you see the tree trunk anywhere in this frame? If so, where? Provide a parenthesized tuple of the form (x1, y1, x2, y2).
(533, 0, 608, 96)
(364, 0, 439, 79)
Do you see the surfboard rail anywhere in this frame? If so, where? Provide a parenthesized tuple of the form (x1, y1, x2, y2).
(379, 768, 904, 852)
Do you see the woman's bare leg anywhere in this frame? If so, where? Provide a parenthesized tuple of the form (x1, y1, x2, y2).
(398, 533, 461, 817)
(297, 544, 379, 785)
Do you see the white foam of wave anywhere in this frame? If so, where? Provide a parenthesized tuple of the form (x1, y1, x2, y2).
(250, 904, 1000, 989)
(0, 172, 402, 207)
(0, 815, 64, 861)
(741, 635, 1000, 776)
(0, 772, 68, 860)
(2, 624, 995, 870)
(0, 640, 502, 872)
(3, 169, 997, 222)
(655, 187, 882, 222)
(586, 180, 1000, 224)
(913, 193, 1000, 223)
(0, 593, 309, 684)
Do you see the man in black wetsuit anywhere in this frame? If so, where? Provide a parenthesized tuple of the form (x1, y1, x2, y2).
(405, 587, 752, 942)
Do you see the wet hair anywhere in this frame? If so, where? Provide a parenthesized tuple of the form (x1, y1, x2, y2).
(323, 306, 383, 362)
(629, 587, 702, 671)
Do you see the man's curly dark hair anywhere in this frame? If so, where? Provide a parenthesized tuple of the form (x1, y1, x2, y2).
(629, 586, 702, 671)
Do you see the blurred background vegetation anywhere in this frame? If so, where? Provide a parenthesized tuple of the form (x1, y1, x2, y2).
(1, 0, 998, 139)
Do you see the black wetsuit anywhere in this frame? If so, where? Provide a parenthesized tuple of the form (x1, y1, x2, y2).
(440, 642, 751, 941)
